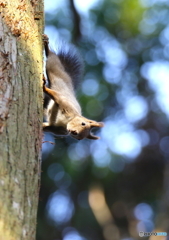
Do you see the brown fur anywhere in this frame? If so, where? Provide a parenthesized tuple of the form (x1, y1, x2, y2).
(43, 35, 104, 140)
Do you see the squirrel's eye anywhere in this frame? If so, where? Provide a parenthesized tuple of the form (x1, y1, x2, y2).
(81, 122, 86, 126)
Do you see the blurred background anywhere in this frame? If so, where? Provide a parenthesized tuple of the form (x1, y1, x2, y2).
(37, 0, 169, 239)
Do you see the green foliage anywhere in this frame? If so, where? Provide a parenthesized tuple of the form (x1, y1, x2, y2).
(119, 0, 144, 34)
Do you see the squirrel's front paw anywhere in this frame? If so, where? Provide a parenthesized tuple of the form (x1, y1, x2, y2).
(42, 34, 49, 44)
(43, 75, 47, 90)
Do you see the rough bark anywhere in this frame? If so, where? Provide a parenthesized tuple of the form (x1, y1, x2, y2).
(0, 0, 44, 239)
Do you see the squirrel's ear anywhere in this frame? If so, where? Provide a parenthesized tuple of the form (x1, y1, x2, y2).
(90, 121, 104, 128)
(82, 117, 104, 128)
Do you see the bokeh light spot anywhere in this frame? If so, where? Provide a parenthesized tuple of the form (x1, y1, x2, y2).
(124, 96, 148, 123)
(134, 203, 153, 221)
(82, 79, 99, 96)
(47, 163, 64, 180)
(160, 136, 169, 154)
(46, 191, 74, 225)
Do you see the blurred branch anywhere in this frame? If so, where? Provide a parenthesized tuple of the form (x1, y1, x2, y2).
(89, 185, 120, 240)
(70, 0, 81, 42)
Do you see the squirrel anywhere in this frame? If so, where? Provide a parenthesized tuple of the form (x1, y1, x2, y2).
(43, 35, 104, 140)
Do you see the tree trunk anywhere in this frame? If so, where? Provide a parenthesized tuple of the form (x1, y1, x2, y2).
(0, 0, 44, 239)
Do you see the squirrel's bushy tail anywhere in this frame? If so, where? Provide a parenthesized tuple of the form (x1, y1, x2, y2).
(57, 45, 84, 89)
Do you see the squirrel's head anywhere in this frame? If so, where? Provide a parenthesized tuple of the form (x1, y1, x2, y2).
(67, 116, 104, 140)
